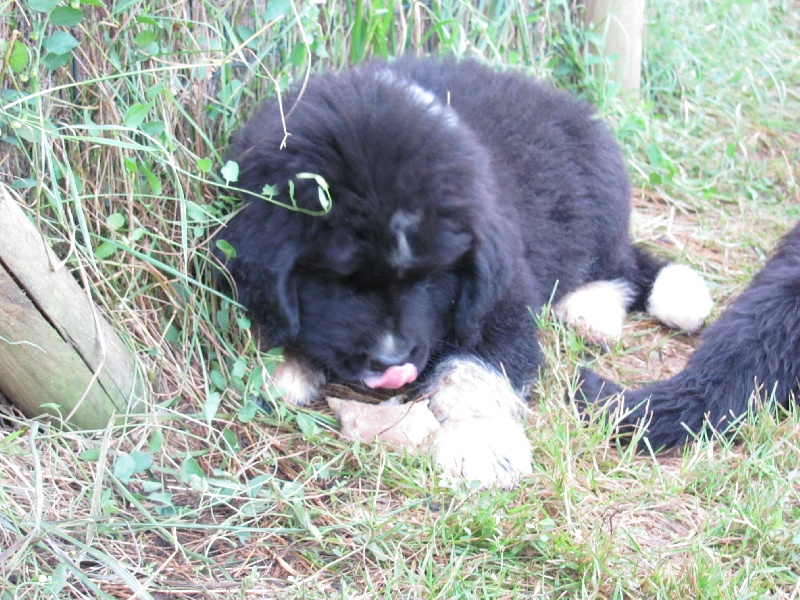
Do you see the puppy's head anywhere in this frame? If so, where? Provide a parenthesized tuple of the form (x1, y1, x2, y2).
(216, 62, 515, 388)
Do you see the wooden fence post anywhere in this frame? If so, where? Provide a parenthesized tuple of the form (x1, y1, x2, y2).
(0, 186, 145, 429)
(583, 0, 645, 98)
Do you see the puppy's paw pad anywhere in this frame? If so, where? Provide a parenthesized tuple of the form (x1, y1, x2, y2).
(647, 264, 712, 333)
(432, 417, 533, 489)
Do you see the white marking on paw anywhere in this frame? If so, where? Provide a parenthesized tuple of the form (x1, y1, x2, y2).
(647, 264, 712, 332)
(555, 279, 635, 339)
(270, 357, 326, 406)
(426, 358, 532, 489)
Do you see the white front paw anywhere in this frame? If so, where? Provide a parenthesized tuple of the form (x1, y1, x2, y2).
(425, 357, 533, 489)
(432, 416, 532, 489)
(270, 357, 326, 406)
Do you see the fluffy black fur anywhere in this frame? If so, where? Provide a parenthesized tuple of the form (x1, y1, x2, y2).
(579, 222, 800, 449)
(216, 57, 664, 394)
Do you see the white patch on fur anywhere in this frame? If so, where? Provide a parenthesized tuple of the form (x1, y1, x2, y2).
(404, 79, 437, 107)
(374, 69, 459, 126)
(374, 68, 400, 89)
(389, 210, 422, 269)
(647, 264, 712, 332)
(555, 279, 635, 339)
(426, 358, 533, 489)
(270, 358, 326, 406)
(377, 333, 398, 359)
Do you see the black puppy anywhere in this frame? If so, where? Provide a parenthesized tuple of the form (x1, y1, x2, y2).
(580, 222, 800, 449)
(216, 57, 712, 487)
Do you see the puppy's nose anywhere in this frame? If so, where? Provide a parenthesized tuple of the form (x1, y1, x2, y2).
(369, 349, 412, 373)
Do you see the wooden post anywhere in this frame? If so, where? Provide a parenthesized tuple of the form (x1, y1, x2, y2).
(583, 0, 645, 98)
(0, 187, 145, 429)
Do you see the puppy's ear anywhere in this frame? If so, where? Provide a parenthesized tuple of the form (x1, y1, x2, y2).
(214, 206, 302, 344)
(455, 218, 514, 346)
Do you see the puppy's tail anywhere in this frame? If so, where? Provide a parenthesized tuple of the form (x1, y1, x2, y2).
(579, 224, 800, 450)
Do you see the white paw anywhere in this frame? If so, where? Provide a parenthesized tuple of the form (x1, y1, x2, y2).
(647, 264, 712, 332)
(555, 279, 634, 339)
(270, 357, 326, 406)
(432, 416, 533, 489)
(426, 358, 533, 489)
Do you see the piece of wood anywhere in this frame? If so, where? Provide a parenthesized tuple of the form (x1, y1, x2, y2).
(583, 0, 645, 98)
(327, 397, 441, 451)
(0, 187, 145, 429)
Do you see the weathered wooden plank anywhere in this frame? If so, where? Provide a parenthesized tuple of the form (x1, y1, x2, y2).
(0, 187, 145, 428)
(584, 0, 645, 98)
(0, 266, 117, 428)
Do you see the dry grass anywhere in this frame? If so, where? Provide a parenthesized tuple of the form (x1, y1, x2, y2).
(1, 0, 800, 598)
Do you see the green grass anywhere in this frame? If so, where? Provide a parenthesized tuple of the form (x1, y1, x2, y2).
(1, 0, 799, 598)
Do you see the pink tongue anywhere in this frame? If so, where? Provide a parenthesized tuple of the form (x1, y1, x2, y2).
(363, 363, 418, 389)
